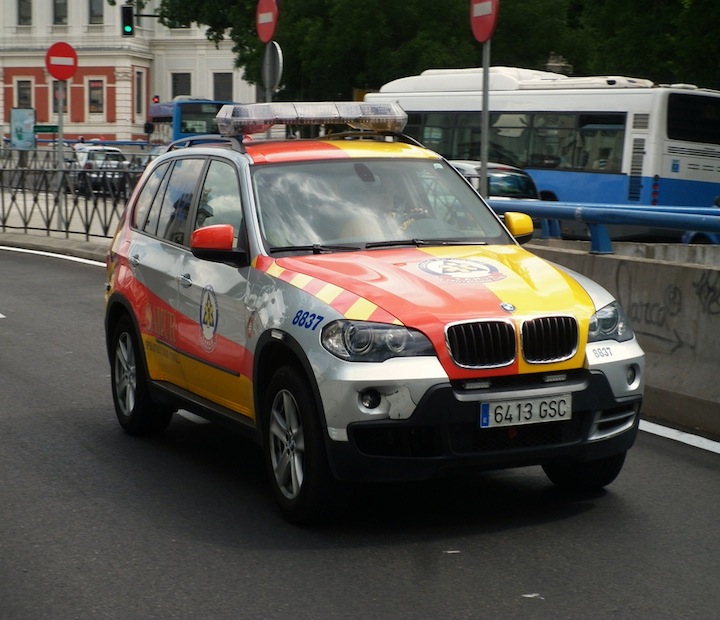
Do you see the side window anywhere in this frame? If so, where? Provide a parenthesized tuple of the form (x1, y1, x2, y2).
(194, 159, 243, 235)
(133, 161, 170, 230)
(156, 158, 206, 245)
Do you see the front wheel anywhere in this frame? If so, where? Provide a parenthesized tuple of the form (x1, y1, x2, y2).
(110, 315, 173, 436)
(542, 452, 627, 492)
(263, 366, 344, 524)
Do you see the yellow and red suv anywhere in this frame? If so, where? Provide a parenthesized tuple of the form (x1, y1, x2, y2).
(105, 102, 644, 523)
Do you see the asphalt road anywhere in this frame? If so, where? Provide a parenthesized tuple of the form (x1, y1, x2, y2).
(2, 248, 720, 620)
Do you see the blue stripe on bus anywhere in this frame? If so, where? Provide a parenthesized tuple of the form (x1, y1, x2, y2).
(528, 169, 720, 207)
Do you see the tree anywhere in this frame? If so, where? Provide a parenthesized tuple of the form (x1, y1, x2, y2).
(107, 0, 720, 99)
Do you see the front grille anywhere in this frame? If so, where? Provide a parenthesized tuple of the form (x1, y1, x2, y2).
(522, 316, 578, 363)
(446, 316, 579, 368)
(446, 320, 515, 368)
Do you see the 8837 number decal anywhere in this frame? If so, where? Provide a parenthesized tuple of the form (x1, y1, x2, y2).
(292, 310, 324, 330)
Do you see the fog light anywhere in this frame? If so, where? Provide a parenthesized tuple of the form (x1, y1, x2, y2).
(626, 365, 637, 385)
(360, 389, 382, 409)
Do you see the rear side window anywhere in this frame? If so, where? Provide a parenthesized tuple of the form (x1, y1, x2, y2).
(134, 157, 206, 244)
(156, 158, 206, 245)
(133, 161, 170, 230)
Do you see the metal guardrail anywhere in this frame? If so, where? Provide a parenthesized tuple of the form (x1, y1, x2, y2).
(488, 199, 720, 253)
(0, 152, 143, 241)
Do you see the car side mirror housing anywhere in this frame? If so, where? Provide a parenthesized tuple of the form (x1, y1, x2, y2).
(191, 224, 249, 267)
(503, 212, 534, 245)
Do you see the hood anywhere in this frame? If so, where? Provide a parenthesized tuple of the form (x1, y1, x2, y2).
(271, 245, 596, 377)
(278, 245, 594, 324)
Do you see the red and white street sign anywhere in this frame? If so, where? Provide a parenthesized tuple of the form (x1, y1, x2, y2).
(470, 0, 500, 43)
(45, 41, 78, 81)
(256, 0, 279, 43)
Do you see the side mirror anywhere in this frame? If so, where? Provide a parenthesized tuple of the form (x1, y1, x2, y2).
(503, 212, 534, 245)
(191, 224, 249, 267)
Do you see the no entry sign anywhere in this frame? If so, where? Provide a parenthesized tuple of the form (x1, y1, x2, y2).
(470, 0, 500, 43)
(45, 41, 78, 81)
(256, 0, 279, 43)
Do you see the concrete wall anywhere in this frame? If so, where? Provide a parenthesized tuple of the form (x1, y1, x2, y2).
(529, 240, 720, 437)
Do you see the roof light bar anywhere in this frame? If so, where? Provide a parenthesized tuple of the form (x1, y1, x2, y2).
(216, 101, 408, 136)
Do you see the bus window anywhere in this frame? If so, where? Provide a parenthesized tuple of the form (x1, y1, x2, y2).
(667, 93, 720, 145)
(421, 113, 456, 155)
(579, 114, 626, 172)
(527, 113, 579, 169)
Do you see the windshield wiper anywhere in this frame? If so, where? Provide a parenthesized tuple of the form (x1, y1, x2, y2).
(269, 243, 361, 254)
(365, 238, 488, 249)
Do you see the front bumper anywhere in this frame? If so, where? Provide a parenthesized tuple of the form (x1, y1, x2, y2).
(325, 369, 641, 482)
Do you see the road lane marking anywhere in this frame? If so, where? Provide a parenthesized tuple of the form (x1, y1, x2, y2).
(640, 420, 720, 454)
(0, 245, 104, 266)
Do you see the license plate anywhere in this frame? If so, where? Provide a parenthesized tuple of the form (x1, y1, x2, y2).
(480, 394, 572, 428)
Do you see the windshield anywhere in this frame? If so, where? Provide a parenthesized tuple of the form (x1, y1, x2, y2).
(251, 159, 511, 251)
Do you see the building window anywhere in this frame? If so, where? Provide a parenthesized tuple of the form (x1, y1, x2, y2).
(171, 73, 191, 99)
(89, 0, 103, 24)
(88, 80, 104, 114)
(53, 0, 68, 25)
(214, 73, 233, 101)
(135, 71, 145, 116)
(18, 0, 32, 25)
(53, 81, 69, 115)
(17, 80, 32, 108)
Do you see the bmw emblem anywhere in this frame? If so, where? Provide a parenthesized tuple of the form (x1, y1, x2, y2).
(500, 302, 516, 313)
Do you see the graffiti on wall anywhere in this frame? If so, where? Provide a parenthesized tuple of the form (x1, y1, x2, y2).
(614, 262, 696, 354)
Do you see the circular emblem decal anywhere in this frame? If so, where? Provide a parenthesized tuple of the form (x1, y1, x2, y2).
(200, 285, 219, 352)
(418, 258, 507, 283)
(501, 302, 516, 313)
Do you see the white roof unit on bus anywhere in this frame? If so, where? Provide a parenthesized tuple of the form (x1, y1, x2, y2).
(216, 101, 408, 136)
(375, 66, 655, 93)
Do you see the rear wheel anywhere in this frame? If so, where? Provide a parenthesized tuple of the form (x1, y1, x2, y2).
(543, 452, 627, 492)
(263, 366, 344, 524)
(110, 315, 173, 435)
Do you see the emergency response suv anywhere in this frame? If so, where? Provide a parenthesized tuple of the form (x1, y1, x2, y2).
(105, 102, 645, 523)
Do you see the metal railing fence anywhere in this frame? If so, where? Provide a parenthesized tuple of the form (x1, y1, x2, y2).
(1, 149, 143, 241)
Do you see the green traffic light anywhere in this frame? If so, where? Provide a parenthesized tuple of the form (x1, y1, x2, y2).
(124, 25, 133, 33)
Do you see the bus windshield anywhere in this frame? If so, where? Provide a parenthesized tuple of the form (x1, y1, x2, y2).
(148, 99, 232, 143)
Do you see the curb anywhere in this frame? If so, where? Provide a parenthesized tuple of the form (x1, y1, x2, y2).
(0, 231, 108, 262)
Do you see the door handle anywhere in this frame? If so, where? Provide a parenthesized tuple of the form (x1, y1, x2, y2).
(129, 254, 140, 267)
(176, 273, 192, 288)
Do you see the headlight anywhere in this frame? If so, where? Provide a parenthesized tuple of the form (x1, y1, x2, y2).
(321, 320, 435, 362)
(588, 301, 633, 343)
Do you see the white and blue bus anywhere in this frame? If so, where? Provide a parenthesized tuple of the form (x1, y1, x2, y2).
(148, 97, 233, 143)
(365, 67, 720, 213)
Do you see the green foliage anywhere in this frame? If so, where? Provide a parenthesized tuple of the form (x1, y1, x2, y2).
(110, 0, 720, 99)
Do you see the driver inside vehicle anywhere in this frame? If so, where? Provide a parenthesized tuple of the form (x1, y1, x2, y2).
(340, 173, 401, 240)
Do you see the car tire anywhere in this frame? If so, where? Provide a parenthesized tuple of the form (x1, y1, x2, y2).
(263, 365, 345, 524)
(110, 315, 174, 436)
(542, 452, 627, 492)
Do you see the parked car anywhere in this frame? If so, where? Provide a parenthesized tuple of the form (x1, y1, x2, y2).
(71, 145, 130, 195)
(105, 102, 644, 523)
(450, 160, 541, 199)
